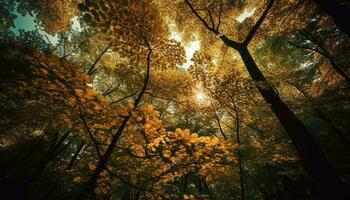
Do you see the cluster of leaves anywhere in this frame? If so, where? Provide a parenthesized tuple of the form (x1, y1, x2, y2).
(79, 0, 186, 69)
(1, 0, 350, 199)
(0, 42, 116, 140)
(16, 0, 78, 34)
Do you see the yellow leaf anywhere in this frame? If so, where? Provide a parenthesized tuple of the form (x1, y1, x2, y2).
(127, 102, 134, 110)
(32, 130, 42, 137)
(88, 163, 96, 170)
(74, 89, 84, 97)
(144, 123, 151, 130)
(73, 176, 81, 183)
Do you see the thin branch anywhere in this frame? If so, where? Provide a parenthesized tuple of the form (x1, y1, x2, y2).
(205, 8, 215, 29)
(133, 35, 152, 107)
(184, 0, 219, 34)
(105, 167, 152, 191)
(111, 92, 138, 104)
(277, 0, 305, 34)
(103, 83, 121, 97)
(63, 39, 88, 58)
(317, 66, 333, 95)
(216, 0, 223, 31)
(79, 110, 102, 159)
(49, 34, 65, 55)
(115, 146, 153, 159)
(144, 91, 185, 106)
(87, 45, 110, 76)
(288, 41, 325, 56)
(214, 112, 227, 139)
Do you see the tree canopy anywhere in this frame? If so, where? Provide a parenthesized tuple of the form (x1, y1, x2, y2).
(1, 0, 350, 199)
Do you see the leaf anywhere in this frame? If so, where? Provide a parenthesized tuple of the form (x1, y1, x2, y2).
(73, 176, 82, 183)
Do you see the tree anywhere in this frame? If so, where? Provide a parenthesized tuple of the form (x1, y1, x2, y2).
(1, 0, 350, 199)
(163, 0, 349, 198)
(76, 0, 185, 198)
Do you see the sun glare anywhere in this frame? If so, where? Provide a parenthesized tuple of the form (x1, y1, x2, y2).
(170, 32, 182, 42)
(196, 91, 206, 102)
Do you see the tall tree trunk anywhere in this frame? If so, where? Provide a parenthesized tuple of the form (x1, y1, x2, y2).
(184, 0, 349, 197)
(202, 178, 214, 200)
(233, 45, 348, 199)
(183, 174, 189, 195)
(312, 0, 350, 37)
(77, 41, 152, 200)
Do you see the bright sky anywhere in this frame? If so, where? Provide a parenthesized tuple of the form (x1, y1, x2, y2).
(71, 16, 83, 32)
(167, 7, 256, 70)
(170, 32, 200, 69)
(183, 40, 200, 69)
(10, 4, 82, 46)
(11, 4, 59, 45)
(236, 8, 256, 23)
(11, 15, 83, 46)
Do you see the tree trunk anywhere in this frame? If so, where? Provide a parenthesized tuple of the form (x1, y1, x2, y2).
(77, 42, 152, 200)
(313, 0, 350, 37)
(233, 45, 348, 198)
(184, 0, 349, 196)
(77, 116, 130, 200)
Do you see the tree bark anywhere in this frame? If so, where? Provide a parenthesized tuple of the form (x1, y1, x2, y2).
(184, 0, 349, 197)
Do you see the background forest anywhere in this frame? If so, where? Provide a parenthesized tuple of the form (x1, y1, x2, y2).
(0, 0, 350, 199)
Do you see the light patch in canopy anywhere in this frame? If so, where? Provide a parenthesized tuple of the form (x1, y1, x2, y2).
(195, 91, 206, 102)
(182, 40, 200, 69)
(236, 8, 256, 23)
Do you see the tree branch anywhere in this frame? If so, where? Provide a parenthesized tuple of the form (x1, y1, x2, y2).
(243, 0, 275, 45)
(184, 0, 219, 35)
(214, 112, 227, 139)
(111, 92, 138, 104)
(87, 45, 110, 76)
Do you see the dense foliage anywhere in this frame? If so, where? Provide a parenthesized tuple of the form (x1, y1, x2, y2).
(1, 0, 350, 199)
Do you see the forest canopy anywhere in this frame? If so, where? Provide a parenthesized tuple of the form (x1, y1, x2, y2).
(1, 0, 350, 199)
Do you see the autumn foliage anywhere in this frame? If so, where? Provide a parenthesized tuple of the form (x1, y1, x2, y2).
(1, 0, 350, 200)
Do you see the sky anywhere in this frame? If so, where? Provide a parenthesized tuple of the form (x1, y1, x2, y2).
(237, 8, 256, 23)
(10, 3, 59, 45)
(10, 3, 82, 46)
(10, 3, 254, 70)
(168, 8, 255, 70)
